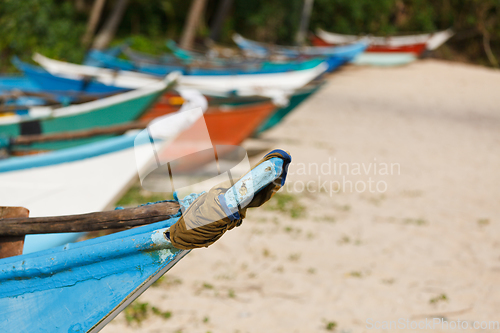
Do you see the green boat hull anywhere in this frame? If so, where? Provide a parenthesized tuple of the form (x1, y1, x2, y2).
(352, 53, 417, 66)
(256, 83, 323, 134)
(0, 89, 163, 151)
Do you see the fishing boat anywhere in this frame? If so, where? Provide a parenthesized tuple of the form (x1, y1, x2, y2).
(87, 48, 339, 75)
(310, 34, 427, 55)
(0, 89, 123, 115)
(143, 99, 276, 146)
(33, 53, 328, 99)
(351, 52, 417, 66)
(12, 57, 129, 94)
(315, 28, 454, 51)
(0, 74, 41, 92)
(0, 74, 174, 152)
(232, 33, 368, 61)
(123, 42, 345, 73)
(256, 81, 323, 134)
(0, 98, 206, 254)
(0, 149, 291, 332)
(16, 56, 158, 92)
(122, 46, 180, 65)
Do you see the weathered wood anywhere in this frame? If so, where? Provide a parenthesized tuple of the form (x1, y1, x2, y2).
(10, 120, 149, 145)
(0, 207, 29, 258)
(0, 201, 180, 236)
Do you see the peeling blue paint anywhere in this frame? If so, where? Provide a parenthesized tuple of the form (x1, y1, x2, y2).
(0, 217, 184, 332)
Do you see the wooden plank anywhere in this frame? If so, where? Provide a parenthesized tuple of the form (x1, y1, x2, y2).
(0, 206, 29, 258)
(10, 120, 149, 145)
(0, 201, 180, 236)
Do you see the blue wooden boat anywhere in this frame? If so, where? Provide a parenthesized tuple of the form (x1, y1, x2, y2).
(12, 57, 128, 94)
(0, 150, 291, 332)
(233, 33, 368, 61)
(87, 49, 338, 76)
(123, 46, 182, 65)
(0, 75, 171, 152)
(83, 44, 126, 67)
(0, 75, 41, 92)
(0, 101, 206, 254)
(0, 134, 139, 254)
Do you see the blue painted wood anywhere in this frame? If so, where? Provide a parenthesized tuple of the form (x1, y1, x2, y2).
(233, 34, 368, 61)
(0, 75, 41, 92)
(0, 217, 186, 333)
(224, 158, 283, 210)
(0, 155, 286, 332)
(88, 49, 331, 76)
(0, 134, 137, 173)
(12, 57, 127, 94)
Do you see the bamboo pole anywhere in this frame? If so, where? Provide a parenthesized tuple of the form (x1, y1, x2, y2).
(0, 201, 180, 236)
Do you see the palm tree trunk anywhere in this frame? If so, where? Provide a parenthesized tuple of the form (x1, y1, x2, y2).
(180, 0, 207, 49)
(82, 0, 107, 47)
(92, 0, 129, 50)
(296, 0, 314, 46)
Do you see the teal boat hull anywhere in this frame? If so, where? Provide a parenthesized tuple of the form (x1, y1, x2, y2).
(0, 88, 164, 151)
(256, 83, 323, 134)
(352, 52, 417, 66)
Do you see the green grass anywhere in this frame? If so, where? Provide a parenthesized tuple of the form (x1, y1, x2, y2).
(124, 301, 172, 325)
(116, 183, 173, 207)
(264, 193, 306, 218)
(430, 293, 448, 304)
(403, 218, 427, 226)
(348, 271, 363, 278)
(325, 321, 337, 331)
(152, 275, 182, 288)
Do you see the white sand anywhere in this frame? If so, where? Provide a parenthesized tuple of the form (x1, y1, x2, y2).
(102, 60, 500, 333)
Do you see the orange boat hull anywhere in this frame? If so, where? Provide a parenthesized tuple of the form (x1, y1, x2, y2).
(140, 98, 276, 173)
(142, 97, 276, 146)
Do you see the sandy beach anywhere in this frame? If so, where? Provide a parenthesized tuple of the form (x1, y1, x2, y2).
(102, 59, 500, 333)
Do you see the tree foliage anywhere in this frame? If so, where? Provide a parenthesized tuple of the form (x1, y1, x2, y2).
(0, 0, 498, 71)
(0, 0, 87, 71)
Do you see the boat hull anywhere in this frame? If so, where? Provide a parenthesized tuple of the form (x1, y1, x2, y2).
(0, 217, 188, 333)
(142, 100, 276, 145)
(352, 53, 417, 66)
(0, 87, 164, 152)
(310, 34, 426, 55)
(256, 83, 322, 134)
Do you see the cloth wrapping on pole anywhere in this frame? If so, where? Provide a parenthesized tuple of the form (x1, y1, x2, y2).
(168, 150, 291, 249)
